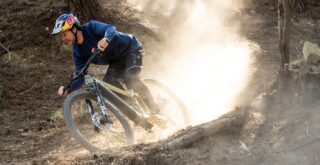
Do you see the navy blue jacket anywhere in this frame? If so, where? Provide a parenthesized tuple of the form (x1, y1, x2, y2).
(69, 20, 142, 91)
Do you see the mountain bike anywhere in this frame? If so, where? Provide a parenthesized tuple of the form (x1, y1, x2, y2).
(63, 50, 190, 152)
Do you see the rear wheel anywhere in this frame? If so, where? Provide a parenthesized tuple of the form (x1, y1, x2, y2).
(137, 79, 190, 140)
(143, 79, 190, 126)
(63, 90, 134, 152)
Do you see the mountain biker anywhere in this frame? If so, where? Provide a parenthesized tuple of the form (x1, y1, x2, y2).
(52, 13, 159, 113)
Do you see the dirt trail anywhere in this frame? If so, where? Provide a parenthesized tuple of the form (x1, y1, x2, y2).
(1, 0, 320, 164)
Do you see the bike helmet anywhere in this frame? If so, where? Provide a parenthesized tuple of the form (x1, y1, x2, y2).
(52, 13, 80, 35)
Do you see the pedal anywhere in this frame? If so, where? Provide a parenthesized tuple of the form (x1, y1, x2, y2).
(147, 114, 167, 128)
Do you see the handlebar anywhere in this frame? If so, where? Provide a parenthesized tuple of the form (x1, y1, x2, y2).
(71, 49, 102, 81)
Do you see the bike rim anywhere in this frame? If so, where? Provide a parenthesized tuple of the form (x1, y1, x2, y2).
(68, 95, 128, 150)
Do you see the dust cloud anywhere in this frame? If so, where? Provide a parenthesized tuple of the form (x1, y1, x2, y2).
(130, 0, 255, 126)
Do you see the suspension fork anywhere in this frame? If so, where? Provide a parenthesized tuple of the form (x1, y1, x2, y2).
(88, 81, 112, 123)
(84, 99, 100, 131)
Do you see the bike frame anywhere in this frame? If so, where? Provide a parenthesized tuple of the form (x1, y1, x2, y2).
(84, 74, 153, 130)
(67, 50, 153, 130)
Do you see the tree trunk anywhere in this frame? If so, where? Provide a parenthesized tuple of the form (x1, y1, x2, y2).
(278, 0, 305, 73)
(66, 0, 105, 23)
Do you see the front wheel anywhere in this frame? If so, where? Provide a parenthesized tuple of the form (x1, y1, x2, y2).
(63, 90, 134, 152)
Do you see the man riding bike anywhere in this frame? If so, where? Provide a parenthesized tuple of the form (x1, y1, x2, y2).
(52, 13, 159, 113)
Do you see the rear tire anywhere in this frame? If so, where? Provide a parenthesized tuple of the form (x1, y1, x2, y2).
(143, 79, 190, 133)
(142, 79, 190, 126)
(63, 90, 134, 152)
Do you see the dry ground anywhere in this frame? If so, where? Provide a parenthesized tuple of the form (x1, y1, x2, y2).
(1, 0, 320, 164)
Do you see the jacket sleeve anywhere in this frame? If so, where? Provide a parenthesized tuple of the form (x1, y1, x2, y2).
(68, 49, 85, 91)
(88, 20, 116, 42)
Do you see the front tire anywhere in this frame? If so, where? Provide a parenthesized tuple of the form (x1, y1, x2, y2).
(63, 90, 134, 152)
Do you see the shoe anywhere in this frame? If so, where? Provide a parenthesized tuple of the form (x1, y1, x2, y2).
(147, 114, 167, 128)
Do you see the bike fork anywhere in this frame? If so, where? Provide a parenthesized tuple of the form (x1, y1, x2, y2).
(85, 99, 100, 132)
(91, 81, 112, 124)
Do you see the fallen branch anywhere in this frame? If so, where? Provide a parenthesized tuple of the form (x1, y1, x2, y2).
(165, 107, 248, 150)
(0, 43, 11, 63)
(18, 84, 37, 95)
(0, 149, 19, 152)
